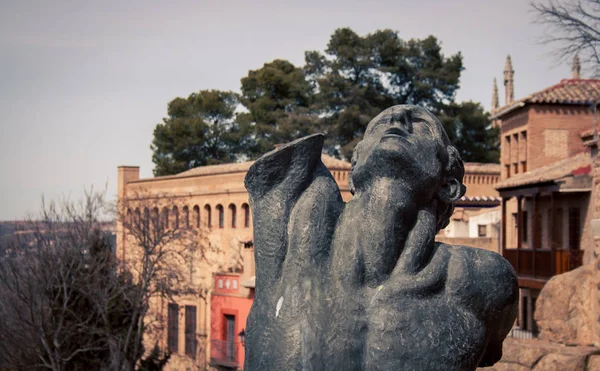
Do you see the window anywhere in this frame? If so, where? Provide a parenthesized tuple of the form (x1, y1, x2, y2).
(218, 279, 223, 289)
(514, 163, 519, 175)
(173, 206, 179, 229)
(506, 165, 511, 179)
(217, 205, 224, 229)
(521, 161, 527, 173)
(152, 207, 159, 228)
(204, 205, 212, 228)
(185, 306, 197, 356)
(224, 315, 236, 361)
(126, 208, 132, 226)
(478, 225, 487, 237)
(183, 206, 190, 228)
(512, 133, 519, 166)
(143, 207, 150, 227)
(568, 208, 581, 250)
(193, 205, 200, 228)
(522, 211, 528, 243)
(242, 203, 250, 228)
(504, 135, 511, 163)
(168, 303, 179, 353)
(162, 207, 169, 229)
(229, 204, 237, 228)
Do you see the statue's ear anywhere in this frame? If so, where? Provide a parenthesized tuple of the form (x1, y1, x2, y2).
(436, 178, 465, 203)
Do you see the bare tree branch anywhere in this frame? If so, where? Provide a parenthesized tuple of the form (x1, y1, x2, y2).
(532, 0, 600, 76)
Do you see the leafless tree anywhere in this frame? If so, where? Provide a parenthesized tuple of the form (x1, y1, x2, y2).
(0, 188, 218, 371)
(531, 0, 600, 75)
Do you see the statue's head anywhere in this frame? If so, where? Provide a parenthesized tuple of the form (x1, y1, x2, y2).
(349, 105, 466, 231)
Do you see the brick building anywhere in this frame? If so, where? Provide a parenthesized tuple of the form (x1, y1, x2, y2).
(492, 55, 600, 334)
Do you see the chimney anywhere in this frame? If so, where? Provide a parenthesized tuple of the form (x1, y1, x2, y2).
(117, 166, 140, 200)
(504, 55, 515, 105)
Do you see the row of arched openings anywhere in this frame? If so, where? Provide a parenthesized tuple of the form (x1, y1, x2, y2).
(126, 203, 250, 230)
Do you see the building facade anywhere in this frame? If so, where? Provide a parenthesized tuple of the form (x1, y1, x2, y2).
(492, 55, 600, 334)
(117, 154, 352, 370)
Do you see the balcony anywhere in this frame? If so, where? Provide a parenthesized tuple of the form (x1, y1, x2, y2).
(502, 248, 583, 287)
(210, 339, 240, 369)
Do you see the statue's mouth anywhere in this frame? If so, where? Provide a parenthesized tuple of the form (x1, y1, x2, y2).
(383, 127, 409, 140)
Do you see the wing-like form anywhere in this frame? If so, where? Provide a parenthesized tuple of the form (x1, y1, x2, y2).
(244, 133, 344, 370)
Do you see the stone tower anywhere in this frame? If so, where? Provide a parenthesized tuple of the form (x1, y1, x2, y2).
(572, 54, 581, 79)
(492, 77, 499, 112)
(504, 55, 514, 105)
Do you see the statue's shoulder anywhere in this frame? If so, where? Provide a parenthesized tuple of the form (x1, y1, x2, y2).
(245, 133, 325, 200)
(440, 243, 519, 315)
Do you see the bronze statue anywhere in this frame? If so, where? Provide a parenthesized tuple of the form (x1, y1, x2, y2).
(244, 105, 518, 370)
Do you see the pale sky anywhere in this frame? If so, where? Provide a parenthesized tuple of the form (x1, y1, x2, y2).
(0, 0, 575, 220)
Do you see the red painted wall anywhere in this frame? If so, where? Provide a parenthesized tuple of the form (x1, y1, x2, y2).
(211, 274, 254, 368)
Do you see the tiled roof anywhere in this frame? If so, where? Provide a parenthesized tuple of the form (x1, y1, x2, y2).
(459, 196, 501, 203)
(492, 79, 600, 119)
(495, 152, 591, 190)
(176, 154, 350, 178)
(464, 162, 501, 174)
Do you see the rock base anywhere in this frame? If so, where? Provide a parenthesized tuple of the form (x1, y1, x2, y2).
(478, 338, 600, 371)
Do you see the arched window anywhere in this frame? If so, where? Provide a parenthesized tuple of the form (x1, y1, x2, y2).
(162, 207, 169, 229)
(216, 205, 224, 229)
(152, 207, 159, 228)
(182, 206, 190, 228)
(242, 203, 250, 228)
(229, 204, 237, 228)
(193, 205, 200, 228)
(173, 206, 179, 229)
(134, 208, 141, 226)
(126, 208, 132, 226)
(204, 205, 212, 228)
(143, 208, 150, 231)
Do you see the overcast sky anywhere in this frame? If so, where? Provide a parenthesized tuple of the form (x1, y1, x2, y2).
(0, 0, 577, 220)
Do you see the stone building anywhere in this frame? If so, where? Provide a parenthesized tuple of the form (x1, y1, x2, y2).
(116, 154, 352, 370)
(492, 55, 600, 335)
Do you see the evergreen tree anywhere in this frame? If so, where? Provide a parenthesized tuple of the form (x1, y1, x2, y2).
(238, 59, 316, 157)
(151, 90, 241, 176)
(305, 28, 463, 159)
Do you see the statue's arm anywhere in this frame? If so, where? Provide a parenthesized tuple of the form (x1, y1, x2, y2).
(244, 134, 326, 298)
(446, 246, 519, 367)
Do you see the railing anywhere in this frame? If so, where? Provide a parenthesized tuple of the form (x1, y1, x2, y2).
(502, 248, 584, 280)
(507, 327, 538, 340)
(210, 339, 239, 368)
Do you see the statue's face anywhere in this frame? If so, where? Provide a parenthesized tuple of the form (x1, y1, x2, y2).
(350, 105, 450, 196)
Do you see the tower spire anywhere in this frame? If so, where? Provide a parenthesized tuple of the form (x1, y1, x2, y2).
(492, 77, 499, 112)
(504, 55, 515, 105)
(572, 54, 581, 79)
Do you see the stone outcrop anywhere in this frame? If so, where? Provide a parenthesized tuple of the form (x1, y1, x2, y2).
(535, 259, 600, 347)
(478, 338, 600, 371)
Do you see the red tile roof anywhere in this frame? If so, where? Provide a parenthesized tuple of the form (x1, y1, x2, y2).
(495, 152, 591, 189)
(492, 79, 600, 119)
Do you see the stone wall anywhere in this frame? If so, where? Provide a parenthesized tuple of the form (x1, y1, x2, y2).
(478, 338, 600, 371)
(435, 236, 499, 253)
